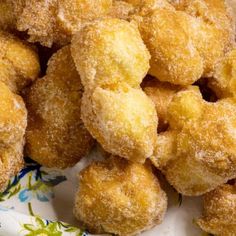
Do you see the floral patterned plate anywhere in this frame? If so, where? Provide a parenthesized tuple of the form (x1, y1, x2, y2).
(0, 148, 206, 236)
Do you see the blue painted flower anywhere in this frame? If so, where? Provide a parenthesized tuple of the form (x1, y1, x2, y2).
(18, 162, 66, 203)
(19, 182, 54, 203)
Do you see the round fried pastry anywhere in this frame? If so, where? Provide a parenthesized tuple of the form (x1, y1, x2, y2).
(71, 18, 157, 163)
(25, 46, 94, 168)
(151, 87, 236, 195)
(197, 183, 236, 235)
(0, 31, 40, 93)
(74, 156, 167, 236)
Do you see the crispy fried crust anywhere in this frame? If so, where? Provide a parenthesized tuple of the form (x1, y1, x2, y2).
(169, 0, 235, 76)
(74, 156, 167, 236)
(25, 46, 94, 169)
(151, 87, 236, 196)
(71, 18, 158, 163)
(131, 0, 234, 85)
(197, 183, 236, 235)
(1, 0, 113, 47)
(0, 31, 40, 93)
(132, 9, 204, 85)
(0, 82, 27, 192)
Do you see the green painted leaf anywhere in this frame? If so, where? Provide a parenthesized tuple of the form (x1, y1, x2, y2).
(22, 223, 35, 232)
(35, 217, 45, 228)
(8, 184, 21, 198)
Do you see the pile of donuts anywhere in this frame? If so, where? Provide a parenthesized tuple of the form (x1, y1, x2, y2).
(0, 0, 236, 235)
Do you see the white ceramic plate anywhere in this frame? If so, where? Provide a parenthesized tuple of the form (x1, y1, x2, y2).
(0, 148, 204, 236)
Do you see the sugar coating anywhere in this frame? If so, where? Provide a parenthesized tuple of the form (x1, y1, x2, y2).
(108, 1, 134, 20)
(1, 0, 113, 47)
(16, 0, 67, 47)
(142, 77, 182, 132)
(132, 9, 204, 85)
(57, 0, 112, 34)
(209, 49, 236, 98)
(0, 0, 25, 32)
(130, 0, 234, 85)
(81, 87, 158, 163)
(71, 19, 150, 91)
(0, 31, 40, 93)
(169, 0, 235, 76)
(197, 183, 236, 235)
(71, 18, 158, 163)
(25, 46, 94, 169)
(151, 87, 236, 196)
(74, 156, 167, 236)
(0, 82, 27, 192)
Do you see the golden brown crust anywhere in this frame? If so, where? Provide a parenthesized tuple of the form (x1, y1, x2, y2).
(131, 0, 234, 85)
(151, 87, 236, 196)
(5, 0, 112, 47)
(74, 156, 167, 236)
(0, 31, 40, 93)
(81, 87, 158, 163)
(71, 18, 158, 163)
(16, 0, 69, 47)
(57, 0, 112, 35)
(25, 46, 94, 169)
(132, 9, 204, 85)
(171, 0, 235, 77)
(71, 18, 150, 91)
(197, 184, 236, 235)
(0, 82, 27, 192)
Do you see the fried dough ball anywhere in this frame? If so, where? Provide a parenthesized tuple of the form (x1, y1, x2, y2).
(0, 31, 40, 93)
(0, 82, 27, 192)
(209, 49, 236, 98)
(197, 183, 236, 235)
(71, 18, 158, 163)
(81, 88, 158, 163)
(169, 0, 235, 76)
(151, 87, 236, 196)
(133, 9, 204, 85)
(16, 0, 112, 47)
(16, 0, 67, 47)
(71, 18, 150, 91)
(131, 0, 234, 85)
(74, 156, 167, 236)
(142, 77, 181, 131)
(25, 46, 94, 169)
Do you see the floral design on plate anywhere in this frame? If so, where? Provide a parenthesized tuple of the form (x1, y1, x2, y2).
(0, 158, 67, 202)
(21, 216, 86, 236)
